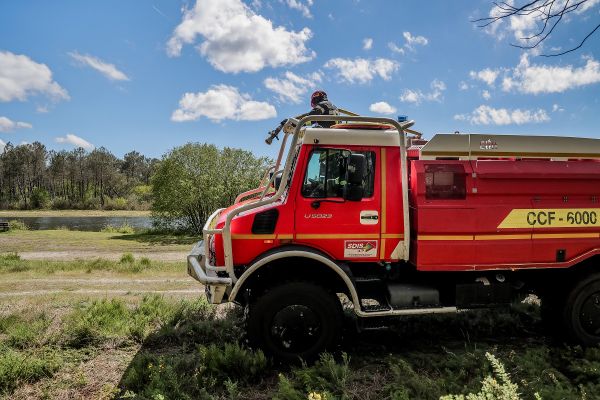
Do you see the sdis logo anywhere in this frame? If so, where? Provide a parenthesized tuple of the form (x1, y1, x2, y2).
(344, 240, 378, 258)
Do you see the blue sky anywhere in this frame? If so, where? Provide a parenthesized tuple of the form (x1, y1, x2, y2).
(1, 0, 599, 159)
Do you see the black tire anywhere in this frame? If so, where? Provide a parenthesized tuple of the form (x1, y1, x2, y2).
(562, 273, 600, 346)
(247, 281, 343, 363)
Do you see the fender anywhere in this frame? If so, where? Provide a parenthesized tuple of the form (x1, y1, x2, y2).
(229, 246, 361, 308)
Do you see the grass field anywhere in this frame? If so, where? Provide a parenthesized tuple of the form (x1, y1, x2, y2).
(1, 254, 600, 399)
(0, 210, 151, 217)
(0, 229, 598, 399)
(0, 229, 196, 261)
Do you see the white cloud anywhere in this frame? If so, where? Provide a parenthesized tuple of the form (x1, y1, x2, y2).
(324, 58, 398, 84)
(363, 38, 373, 50)
(0, 51, 69, 102)
(459, 81, 469, 90)
(55, 134, 95, 150)
(482, 90, 491, 100)
(369, 101, 397, 115)
(264, 71, 321, 104)
(502, 54, 600, 94)
(552, 103, 565, 112)
(167, 0, 314, 73)
(0, 116, 33, 132)
(469, 68, 500, 86)
(387, 42, 405, 55)
(399, 89, 423, 104)
(171, 84, 276, 122)
(284, 0, 313, 18)
(69, 52, 129, 81)
(0, 139, 5, 152)
(454, 105, 550, 125)
(399, 79, 446, 104)
(403, 31, 428, 50)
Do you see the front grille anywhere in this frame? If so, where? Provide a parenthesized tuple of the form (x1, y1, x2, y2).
(252, 209, 279, 234)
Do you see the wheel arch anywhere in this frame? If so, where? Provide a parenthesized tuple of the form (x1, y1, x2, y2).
(229, 245, 359, 307)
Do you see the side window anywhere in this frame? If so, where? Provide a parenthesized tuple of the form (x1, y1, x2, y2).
(302, 149, 375, 198)
(424, 164, 466, 200)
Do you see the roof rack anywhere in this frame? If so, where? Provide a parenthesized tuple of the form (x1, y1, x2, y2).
(420, 133, 600, 161)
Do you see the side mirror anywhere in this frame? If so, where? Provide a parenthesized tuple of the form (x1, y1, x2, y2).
(344, 153, 366, 201)
(272, 172, 283, 190)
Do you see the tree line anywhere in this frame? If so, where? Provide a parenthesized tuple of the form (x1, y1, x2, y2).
(0, 142, 158, 210)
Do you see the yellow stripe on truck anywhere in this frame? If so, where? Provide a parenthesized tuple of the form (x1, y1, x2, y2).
(498, 208, 600, 229)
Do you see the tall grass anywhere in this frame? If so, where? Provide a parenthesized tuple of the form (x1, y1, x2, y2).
(101, 223, 136, 234)
(7, 219, 28, 231)
(0, 256, 183, 274)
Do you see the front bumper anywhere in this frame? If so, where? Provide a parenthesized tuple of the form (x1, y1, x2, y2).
(187, 240, 232, 304)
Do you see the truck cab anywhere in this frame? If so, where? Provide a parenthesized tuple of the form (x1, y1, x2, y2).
(188, 115, 600, 361)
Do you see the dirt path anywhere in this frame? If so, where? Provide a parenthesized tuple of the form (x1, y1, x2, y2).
(18, 250, 187, 261)
(0, 275, 203, 298)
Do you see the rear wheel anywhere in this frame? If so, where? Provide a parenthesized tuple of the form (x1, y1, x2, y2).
(247, 282, 342, 363)
(562, 273, 600, 346)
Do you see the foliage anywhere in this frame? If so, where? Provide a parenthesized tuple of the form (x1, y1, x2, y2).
(0, 345, 61, 394)
(151, 143, 270, 234)
(61, 296, 185, 348)
(101, 223, 136, 234)
(274, 353, 351, 399)
(7, 219, 28, 231)
(0, 142, 158, 210)
(441, 353, 521, 400)
(30, 187, 50, 208)
(120, 252, 136, 264)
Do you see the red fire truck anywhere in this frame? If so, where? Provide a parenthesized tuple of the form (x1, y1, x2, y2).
(187, 114, 600, 361)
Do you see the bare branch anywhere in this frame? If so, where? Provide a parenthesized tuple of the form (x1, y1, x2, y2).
(475, 0, 599, 56)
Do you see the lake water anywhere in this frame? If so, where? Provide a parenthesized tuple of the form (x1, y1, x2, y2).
(3, 216, 153, 231)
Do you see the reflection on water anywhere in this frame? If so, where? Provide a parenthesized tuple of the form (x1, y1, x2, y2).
(2, 216, 152, 231)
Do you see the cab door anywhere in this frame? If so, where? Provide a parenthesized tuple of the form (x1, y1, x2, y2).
(294, 146, 381, 261)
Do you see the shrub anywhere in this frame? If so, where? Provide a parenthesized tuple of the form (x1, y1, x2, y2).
(0, 312, 50, 349)
(0, 345, 60, 394)
(50, 197, 71, 210)
(441, 352, 537, 400)
(62, 296, 185, 348)
(0, 252, 20, 261)
(120, 343, 267, 398)
(140, 257, 151, 267)
(101, 223, 135, 234)
(274, 353, 351, 399)
(7, 220, 28, 231)
(30, 187, 50, 209)
(104, 197, 129, 210)
(120, 253, 135, 264)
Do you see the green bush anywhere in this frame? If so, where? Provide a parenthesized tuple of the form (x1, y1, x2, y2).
(441, 353, 526, 400)
(104, 197, 129, 210)
(121, 343, 267, 399)
(50, 197, 71, 210)
(274, 353, 351, 399)
(0, 252, 20, 261)
(101, 223, 136, 234)
(0, 345, 60, 394)
(61, 296, 186, 348)
(120, 252, 135, 264)
(30, 187, 50, 209)
(0, 312, 50, 349)
(7, 220, 28, 231)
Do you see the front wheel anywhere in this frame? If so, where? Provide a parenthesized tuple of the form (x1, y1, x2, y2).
(247, 282, 342, 363)
(563, 273, 600, 346)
